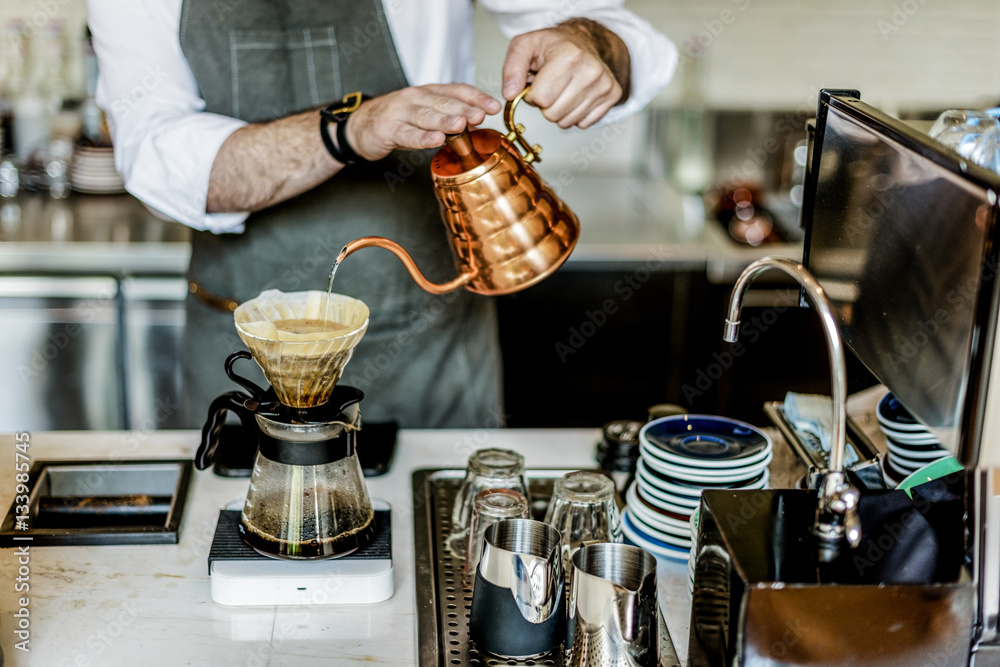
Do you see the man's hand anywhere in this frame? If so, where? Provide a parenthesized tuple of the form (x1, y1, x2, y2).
(345, 84, 502, 162)
(502, 18, 631, 130)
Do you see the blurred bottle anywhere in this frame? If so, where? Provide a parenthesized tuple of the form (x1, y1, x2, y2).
(13, 89, 48, 161)
(0, 150, 21, 238)
(13, 22, 50, 162)
(0, 37, 21, 235)
(0, 20, 27, 156)
(666, 57, 715, 194)
(83, 27, 98, 100)
(80, 27, 106, 145)
(36, 21, 68, 113)
(0, 155, 18, 198)
(46, 135, 73, 199)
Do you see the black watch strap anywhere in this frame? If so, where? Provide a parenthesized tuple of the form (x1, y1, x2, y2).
(320, 91, 369, 165)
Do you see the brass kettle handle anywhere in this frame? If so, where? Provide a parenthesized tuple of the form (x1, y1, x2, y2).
(503, 86, 543, 164)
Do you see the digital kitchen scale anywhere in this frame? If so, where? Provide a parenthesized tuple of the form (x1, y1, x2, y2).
(207, 499, 393, 606)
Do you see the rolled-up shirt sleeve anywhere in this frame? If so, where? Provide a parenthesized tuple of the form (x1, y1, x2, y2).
(480, 0, 677, 125)
(87, 0, 250, 233)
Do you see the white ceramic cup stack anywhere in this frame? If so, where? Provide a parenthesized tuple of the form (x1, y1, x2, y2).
(71, 145, 125, 194)
(621, 415, 772, 564)
(876, 392, 948, 488)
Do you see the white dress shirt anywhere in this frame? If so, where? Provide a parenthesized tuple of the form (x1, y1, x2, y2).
(87, 0, 677, 233)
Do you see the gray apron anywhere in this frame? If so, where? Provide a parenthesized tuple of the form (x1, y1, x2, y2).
(177, 0, 502, 428)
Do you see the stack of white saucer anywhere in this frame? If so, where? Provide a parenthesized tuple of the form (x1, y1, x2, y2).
(71, 145, 125, 194)
(621, 415, 772, 564)
(876, 392, 949, 487)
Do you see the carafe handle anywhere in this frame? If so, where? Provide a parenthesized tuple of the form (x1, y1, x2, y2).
(194, 391, 259, 470)
(503, 86, 543, 164)
(224, 350, 271, 401)
(337, 237, 476, 295)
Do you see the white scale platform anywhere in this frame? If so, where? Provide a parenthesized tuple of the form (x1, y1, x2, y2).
(207, 499, 393, 606)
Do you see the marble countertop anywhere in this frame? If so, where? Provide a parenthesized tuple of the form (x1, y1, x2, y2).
(0, 428, 695, 666)
(0, 388, 891, 666)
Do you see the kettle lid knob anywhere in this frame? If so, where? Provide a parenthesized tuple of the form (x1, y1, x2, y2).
(444, 129, 483, 171)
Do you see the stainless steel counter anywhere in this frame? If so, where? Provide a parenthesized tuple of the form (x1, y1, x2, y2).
(0, 191, 190, 275)
(0, 192, 190, 431)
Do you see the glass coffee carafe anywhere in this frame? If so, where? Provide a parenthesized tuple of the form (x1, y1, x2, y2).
(238, 396, 375, 559)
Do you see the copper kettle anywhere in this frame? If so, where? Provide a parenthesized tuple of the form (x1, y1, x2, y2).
(338, 87, 580, 295)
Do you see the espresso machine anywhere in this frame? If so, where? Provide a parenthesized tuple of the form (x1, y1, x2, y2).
(194, 289, 393, 605)
(690, 90, 1000, 665)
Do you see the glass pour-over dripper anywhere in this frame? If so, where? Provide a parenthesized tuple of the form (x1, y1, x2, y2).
(234, 289, 370, 408)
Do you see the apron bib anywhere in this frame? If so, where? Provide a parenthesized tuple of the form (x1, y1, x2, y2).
(177, 0, 502, 428)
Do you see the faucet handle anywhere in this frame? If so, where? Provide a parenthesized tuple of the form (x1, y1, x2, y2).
(814, 471, 861, 550)
(826, 480, 859, 514)
(843, 505, 862, 549)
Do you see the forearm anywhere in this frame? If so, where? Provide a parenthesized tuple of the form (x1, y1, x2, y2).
(558, 18, 631, 104)
(206, 109, 341, 214)
(206, 83, 500, 214)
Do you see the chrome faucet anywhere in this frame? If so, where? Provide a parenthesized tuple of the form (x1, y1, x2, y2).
(724, 257, 861, 555)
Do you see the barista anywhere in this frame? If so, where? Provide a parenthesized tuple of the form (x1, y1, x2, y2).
(87, 1, 676, 428)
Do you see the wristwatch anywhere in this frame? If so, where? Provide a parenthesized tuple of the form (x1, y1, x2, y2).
(320, 91, 370, 165)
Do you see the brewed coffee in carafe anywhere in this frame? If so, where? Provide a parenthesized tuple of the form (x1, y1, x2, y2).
(226, 289, 375, 559)
(239, 403, 375, 558)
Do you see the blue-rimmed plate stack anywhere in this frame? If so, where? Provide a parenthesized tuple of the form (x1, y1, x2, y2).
(621, 415, 772, 563)
(877, 392, 949, 487)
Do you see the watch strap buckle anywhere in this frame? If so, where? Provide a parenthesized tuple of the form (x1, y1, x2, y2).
(321, 91, 365, 120)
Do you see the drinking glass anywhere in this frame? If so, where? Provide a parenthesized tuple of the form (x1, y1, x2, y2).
(0, 156, 18, 198)
(464, 488, 530, 578)
(928, 109, 1000, 173)
(544, 470, 621, 571)
(46, 136, 73, 199)
(449, 448, 528, 557)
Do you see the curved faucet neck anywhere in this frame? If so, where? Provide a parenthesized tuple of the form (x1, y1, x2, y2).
(724, 257, 859, 551)
(724, 257, 847, 473)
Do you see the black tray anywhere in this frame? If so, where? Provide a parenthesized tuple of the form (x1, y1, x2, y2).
(0, 459, 192, 547)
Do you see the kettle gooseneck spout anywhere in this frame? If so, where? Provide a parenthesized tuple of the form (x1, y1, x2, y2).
(337, 238, 476, 295)
(723, 257, 861, 555)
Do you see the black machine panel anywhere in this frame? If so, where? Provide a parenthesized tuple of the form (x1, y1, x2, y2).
(802, 91, 1000, 466)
